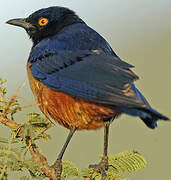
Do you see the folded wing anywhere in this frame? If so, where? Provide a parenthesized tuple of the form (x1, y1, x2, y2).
(29, 50, 146, 108)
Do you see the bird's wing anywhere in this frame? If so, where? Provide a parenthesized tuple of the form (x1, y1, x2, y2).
(29, 50, 145, 108)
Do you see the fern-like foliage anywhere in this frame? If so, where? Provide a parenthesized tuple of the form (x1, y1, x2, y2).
(0, 78, 147, 179)
(81, 151, 146, 180)
(108, 151, 146, 173)
(62, 161, 79, 179)
(0, 141, 43, 179)
(19, 112, 52, 142)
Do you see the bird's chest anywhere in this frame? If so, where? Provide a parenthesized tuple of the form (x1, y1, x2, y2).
(27, 63, 118, 130)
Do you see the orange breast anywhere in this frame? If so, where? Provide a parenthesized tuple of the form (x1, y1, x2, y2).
(27, 63, 120, 130)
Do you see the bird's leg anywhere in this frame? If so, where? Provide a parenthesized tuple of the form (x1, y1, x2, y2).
(52, 126, 76, 180)
(89, 122, 110, 180)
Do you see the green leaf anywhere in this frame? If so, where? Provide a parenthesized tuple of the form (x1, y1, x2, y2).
(20, 176, 30, 180)
(27, 113, 52, 131)
(0, 79, 7, 86)
(0, 137, 9, 144)
(109, 151, 146, 174)
(81, 151, 146, 179)
(35, 133, 51, 142)
(0, 144, 21, 160)
(21, 124, 35, 140)
(62, 161, 79, 178)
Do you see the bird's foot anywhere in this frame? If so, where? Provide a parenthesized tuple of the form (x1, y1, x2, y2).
(89, 156, 108, 180)
(52, 159, 62, 180)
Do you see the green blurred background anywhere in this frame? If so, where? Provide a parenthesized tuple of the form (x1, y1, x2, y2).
(1, 0, 171, 179)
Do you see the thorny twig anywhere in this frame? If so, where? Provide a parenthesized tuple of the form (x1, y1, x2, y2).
(0, 83, 57, 180)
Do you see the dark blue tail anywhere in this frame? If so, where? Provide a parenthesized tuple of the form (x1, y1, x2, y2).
(116, 83, 169, 129)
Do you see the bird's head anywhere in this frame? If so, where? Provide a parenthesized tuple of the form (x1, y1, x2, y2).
(6, 6, 84, 45)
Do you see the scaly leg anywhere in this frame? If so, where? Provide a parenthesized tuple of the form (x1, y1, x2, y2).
(89, 122, 110, 180)
(52, 126, 76, 180)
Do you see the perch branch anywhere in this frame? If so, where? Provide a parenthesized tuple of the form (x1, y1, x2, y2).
(0, 84, 57, 180)
(27, 137, 56, 180)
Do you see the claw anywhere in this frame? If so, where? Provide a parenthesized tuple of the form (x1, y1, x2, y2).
(89, 156, 108, 180)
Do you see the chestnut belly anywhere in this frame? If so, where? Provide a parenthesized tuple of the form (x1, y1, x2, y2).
(27, 64, 120, 130)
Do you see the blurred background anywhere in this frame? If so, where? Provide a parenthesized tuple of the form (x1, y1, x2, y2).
(0, 0, 171, 179)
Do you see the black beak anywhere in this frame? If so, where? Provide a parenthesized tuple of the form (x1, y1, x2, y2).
(6, 18, 35, 30)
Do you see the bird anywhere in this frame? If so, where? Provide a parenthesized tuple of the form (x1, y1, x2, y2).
(6, 6, 169, 179)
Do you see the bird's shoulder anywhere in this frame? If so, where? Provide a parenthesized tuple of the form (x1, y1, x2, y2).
(28, 23, 116, 62)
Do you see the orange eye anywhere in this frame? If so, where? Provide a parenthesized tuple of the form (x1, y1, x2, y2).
(38, 17, 49, 26)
